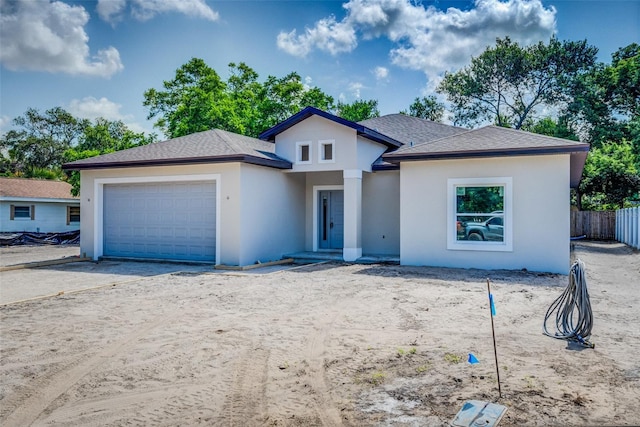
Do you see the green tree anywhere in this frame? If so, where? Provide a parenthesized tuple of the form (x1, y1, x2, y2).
(144, 59, 335, 138)
(402, 96, 445, 122)
(143, 58, 235, 138)
(579, 141, 640, 209)
(335, 99, 379, 122)
(608, 43, 640, 119)
(522, 117, 579, 141)
(0, 107, 85, 174)
(565, 44, 639, 148)
(438, 37, 598, 129)
(64, 118, 155, 195)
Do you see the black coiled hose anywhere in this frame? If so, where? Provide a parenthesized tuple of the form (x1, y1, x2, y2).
(543, 259, 594, 348)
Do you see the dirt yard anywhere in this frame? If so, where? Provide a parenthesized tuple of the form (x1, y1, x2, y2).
(1, 241, 638, 426)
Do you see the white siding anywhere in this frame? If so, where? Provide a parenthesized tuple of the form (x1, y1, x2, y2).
(362, 171, 400, 255)
(400, 155, 571, 274)
(0, 201, 80, 233)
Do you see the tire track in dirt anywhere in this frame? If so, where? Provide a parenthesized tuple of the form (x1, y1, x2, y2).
(305, 310, 344, 426)
(1, 312, 173, 427)
(220, 343, 270, 426)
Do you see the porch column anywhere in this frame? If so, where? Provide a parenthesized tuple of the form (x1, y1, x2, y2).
(343, 169, 362, 261)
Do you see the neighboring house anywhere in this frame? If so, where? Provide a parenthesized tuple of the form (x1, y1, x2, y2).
(63, 107, 589, 273)
(0, 178, 80, 233)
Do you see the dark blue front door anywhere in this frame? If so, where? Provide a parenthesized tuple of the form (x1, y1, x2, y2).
(318, 190, 344, 249)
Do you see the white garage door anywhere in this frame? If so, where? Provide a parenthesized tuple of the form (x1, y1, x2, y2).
(103, 181, 216, 262)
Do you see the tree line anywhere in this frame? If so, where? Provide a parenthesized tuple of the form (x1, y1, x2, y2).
(1, 38, 638, 208)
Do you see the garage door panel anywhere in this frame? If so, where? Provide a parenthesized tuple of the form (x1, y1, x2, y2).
(103, 181, 216, 261)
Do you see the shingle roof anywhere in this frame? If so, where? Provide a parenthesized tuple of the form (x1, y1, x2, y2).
(0, 178, 77, 200)
(359, 114, 467, 145)
(384, 125, 589, 159)
(383, 125, 590, 188)
(62, 129, 292, 170)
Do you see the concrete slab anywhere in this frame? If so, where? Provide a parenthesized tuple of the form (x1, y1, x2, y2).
(0, 259, 213, 305)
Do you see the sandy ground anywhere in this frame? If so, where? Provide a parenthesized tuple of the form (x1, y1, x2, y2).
(0, 241, 638, 426)
(0, 245, 80, 268)
(0, 258, 212, 305)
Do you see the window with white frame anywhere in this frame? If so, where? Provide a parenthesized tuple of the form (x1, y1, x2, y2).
(318, 140, 335, 163)
(448, 177, 512, 251)
(296, 141, 312, 164)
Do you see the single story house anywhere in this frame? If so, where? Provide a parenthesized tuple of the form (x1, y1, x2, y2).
(0, 177, 80, 233)
(63, 107, 589, 273)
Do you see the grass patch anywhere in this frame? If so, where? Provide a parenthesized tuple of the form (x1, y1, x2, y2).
(416, 364, 430, 373)
(368, 371, 387, 386)
(444, 353, 463, 364)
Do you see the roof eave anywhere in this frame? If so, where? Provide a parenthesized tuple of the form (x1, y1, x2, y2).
(62, 155, 292, 171)
(384, 144, 590, 163)
(371, 163, 400, 171)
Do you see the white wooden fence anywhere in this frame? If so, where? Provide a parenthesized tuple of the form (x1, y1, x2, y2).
(616, 207, 640, 249)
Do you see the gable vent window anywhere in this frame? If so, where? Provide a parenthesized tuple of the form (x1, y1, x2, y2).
(296, 141, 312, 164)
(301, 145, 310, 162)
(319, 140, 335, 163)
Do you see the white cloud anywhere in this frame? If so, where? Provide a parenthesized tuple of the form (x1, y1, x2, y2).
(0, 0, 123, 78)
(303, 75, 313, 90)
(96, 0, 126, 24)
(348, 82, 364, 98)
(67, 97, 149, 134)
(97, 0, 219, 24)
(277, 0, 556, 82)
(373, 66, 389, 80)
(277, 16, 357, 57)
(0, 115, 11, 133)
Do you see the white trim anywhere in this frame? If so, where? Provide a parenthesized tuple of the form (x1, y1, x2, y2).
(312, 184, 344, 252)
(318, 139, 335, 163)
(93, 174, 221, 262)
(343, 169, 362, 179)
(447, 177, 513, 252)
(295, 141, 312, 164)
(343, 247, 362, 261)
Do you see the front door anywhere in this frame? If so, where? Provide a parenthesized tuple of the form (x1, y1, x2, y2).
(318, 190, 344, 249)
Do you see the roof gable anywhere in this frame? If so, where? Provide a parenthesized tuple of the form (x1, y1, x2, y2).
(63, 129, 292, 171)
(0, 178, 77, 200)
(259, 106, 402, 149)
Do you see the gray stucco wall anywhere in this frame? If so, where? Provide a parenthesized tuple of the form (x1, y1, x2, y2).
(400, 155, 571, 274)
(362, 170, 400, 255)
(239, 164, 305, 265)
(275, 115, 358, 172)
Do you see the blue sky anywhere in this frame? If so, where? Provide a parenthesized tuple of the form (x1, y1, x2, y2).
(1, 0, 638, 137)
